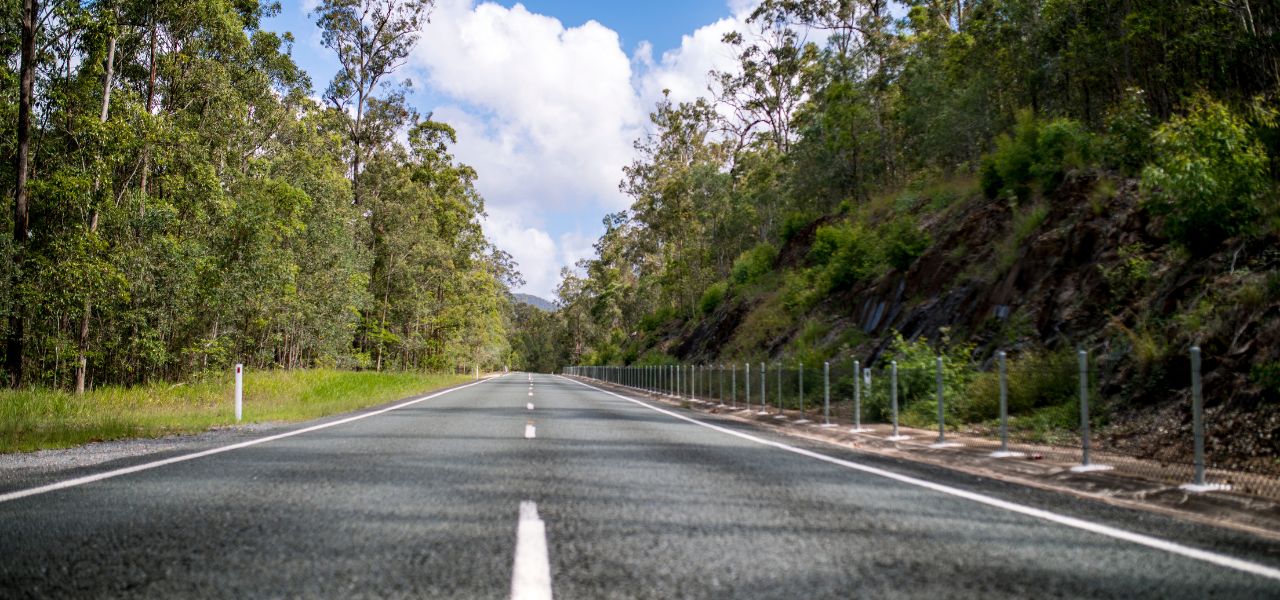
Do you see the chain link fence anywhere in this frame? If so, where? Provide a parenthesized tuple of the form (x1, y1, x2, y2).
(564, 348, 1280, 502)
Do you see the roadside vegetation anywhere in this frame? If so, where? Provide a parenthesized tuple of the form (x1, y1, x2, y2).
(0, 370, 470, 453)
(510, 0, 1280, 465)
(2, 0, 519, 396)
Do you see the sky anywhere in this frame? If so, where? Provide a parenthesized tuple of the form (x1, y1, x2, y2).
(263, 0, 761, 299)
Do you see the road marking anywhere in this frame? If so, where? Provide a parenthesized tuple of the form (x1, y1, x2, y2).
(525, 424, 537, 439)
(511, 501, 553, 600)
(527, 403, 535, 411)
(0, 379, 493, 504)
(560, 376, 1280, 583)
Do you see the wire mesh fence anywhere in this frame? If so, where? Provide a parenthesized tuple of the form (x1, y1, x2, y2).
(563, 348, 1280, 502)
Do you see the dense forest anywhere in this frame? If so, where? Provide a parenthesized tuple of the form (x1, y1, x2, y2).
(2, 0, 519, 391)
(516, 0, 1280, 461)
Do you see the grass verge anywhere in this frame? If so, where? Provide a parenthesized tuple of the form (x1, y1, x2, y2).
(0, 369, 471, 453)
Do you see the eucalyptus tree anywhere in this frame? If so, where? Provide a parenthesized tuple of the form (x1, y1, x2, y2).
(312, 0, 434, 206)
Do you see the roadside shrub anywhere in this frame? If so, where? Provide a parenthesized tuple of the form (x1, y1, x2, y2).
(980, 110, 1092, 201)
(779, 269, 821, 313)
(780, 211, 815, 242)
(1101, 87, 1155, 174)
(639, 306, 676, 332)
(731, 242, 778, 285)
(1141, 95, 1272, 253)
(809, 222, 882, 292)
(880, 330, 976, 425)
(962, 349, 1077, 422)
(699, 281, 728, 315)
(1032, 118, 1093, 191)
(981, 111, 1038, 201)
(882, 216, 932, 271)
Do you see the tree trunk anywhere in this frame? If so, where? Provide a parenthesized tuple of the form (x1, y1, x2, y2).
(7, 0, 37, 388)
(75, 32, 116, 395)
(139, 18, 157, 218)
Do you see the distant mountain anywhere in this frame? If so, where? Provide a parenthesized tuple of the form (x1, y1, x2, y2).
(513, 293, 556, 312)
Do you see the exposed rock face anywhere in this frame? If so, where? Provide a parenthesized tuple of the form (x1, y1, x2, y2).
(670, 172, 1280, 471)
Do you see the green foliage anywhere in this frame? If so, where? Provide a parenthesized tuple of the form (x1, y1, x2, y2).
(880, 330, 976, 424)
(962, 349, 1078, 422)
(993, 204, 1050, 275)
(981, 111, 1093, 202)
(780, 211, 814, 242)
(809, 222, 882, 293)
(731, 242, 779, 285)
(723, 294, 792, 360)
(1252, 362, 1280, 397)
(700, 281, 728, 315)
(1141, 95, 1273, 252)
(882, 216, 932, 271)
(1098, 243, 1154, 302)
(1101, 88, 1156, 174)
(638, 306, 677, 333)
(779, 269, 822, 313)
(0, 1, 514, 391)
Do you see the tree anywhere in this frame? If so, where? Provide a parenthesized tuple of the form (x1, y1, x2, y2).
(6, 0, 37, 387)
(312, 0, 434, 206)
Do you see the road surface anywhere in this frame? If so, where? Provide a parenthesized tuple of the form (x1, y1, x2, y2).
(1, 373, 1278, 598)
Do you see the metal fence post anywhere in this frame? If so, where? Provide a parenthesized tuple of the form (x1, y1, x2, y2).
(744, 362, 751, 412)
(937, 357, 945, 440)
(1192, 346, 1205, 485)
(731, 364, 738, 409)
(852, 359, 867, 432)
(990, 351, 1022, 457)
(822, 362, 832, 426)
(1071, 349, 1111, 472)
(1180, 346, 1227, 491)
(798, 362, 806, 422)
(888, 361, 909, 441)
(719, 364, 725, 406)
(776, 362, 783, 417)
(752, 363, 762, 414)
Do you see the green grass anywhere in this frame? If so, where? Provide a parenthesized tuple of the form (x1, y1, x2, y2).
(0, 369, 471, 453)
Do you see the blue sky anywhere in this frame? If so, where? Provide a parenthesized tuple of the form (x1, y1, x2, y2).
(262, 1, 755, 298)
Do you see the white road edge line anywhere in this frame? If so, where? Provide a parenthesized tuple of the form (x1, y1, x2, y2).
(0, 377, 497, 504)
(511, 501, 553, 600)
(559, 375, 1280, 583)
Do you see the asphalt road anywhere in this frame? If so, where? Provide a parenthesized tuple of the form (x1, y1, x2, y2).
(2, 373, 1279, 598)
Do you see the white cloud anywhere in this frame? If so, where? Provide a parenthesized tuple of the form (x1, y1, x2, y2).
(482, 206, 558, 298)
(634, 16, 744, 107)
(413, 0, 643, 215)
(409, 0, 756, 298)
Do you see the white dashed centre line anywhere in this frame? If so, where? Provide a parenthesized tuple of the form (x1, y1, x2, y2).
(511, 501, 553, 600)
(525, 424, 536, 439)
(527, 403, 534, 411)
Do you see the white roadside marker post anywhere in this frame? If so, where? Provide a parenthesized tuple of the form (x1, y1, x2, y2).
(234, 363, 243, 422)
